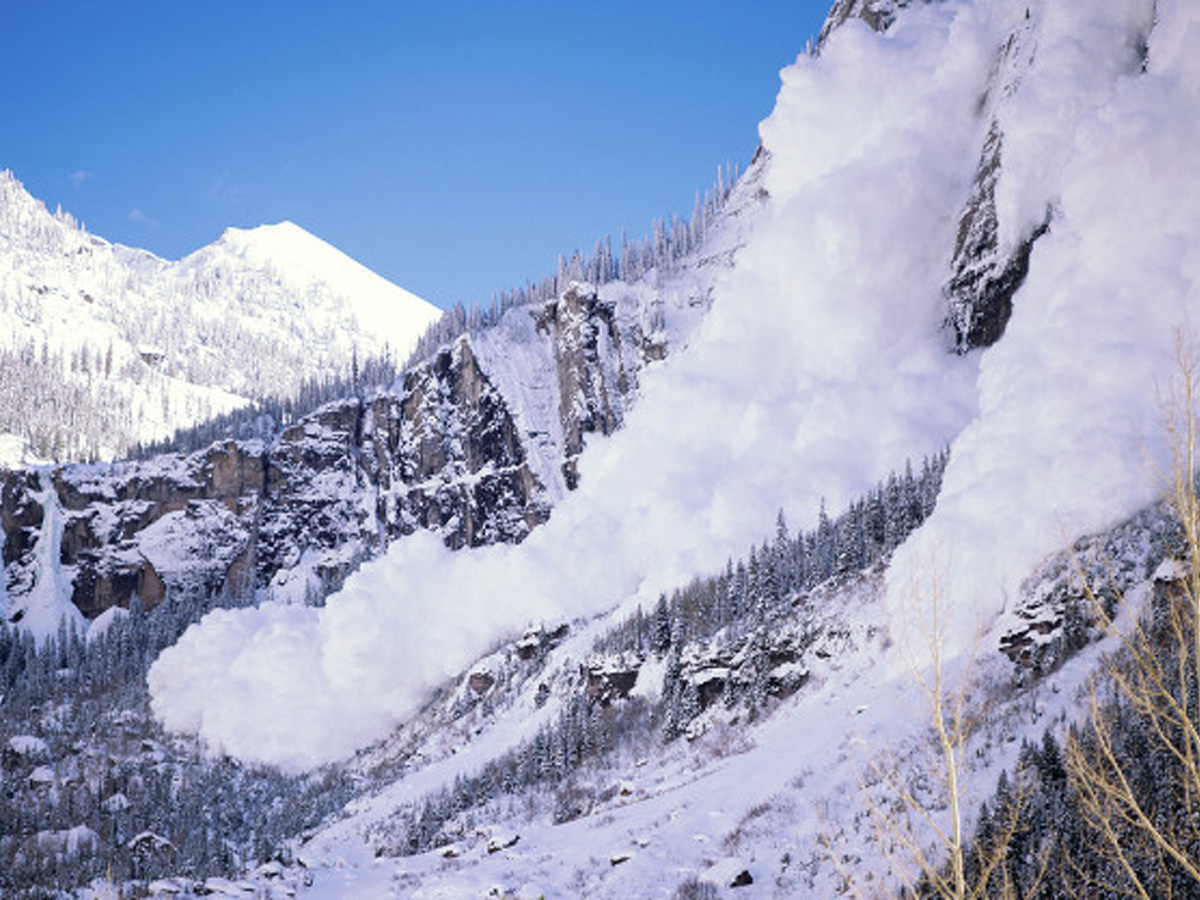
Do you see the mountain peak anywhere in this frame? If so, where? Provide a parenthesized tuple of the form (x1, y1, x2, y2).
(194, 219, 441, 351)
(214, 220, 335, 260)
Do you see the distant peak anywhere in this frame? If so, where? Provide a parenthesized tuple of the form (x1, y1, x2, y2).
(197, 219, 438, 327)
(221, 219, 304, 239)
(247, 220, 308, 237)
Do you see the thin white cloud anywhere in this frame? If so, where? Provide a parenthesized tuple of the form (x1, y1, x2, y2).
(128, 208, 159, 229)
(68, 170, 92, 189)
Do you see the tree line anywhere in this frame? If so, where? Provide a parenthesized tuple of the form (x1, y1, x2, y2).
(404, 162, 740, 366)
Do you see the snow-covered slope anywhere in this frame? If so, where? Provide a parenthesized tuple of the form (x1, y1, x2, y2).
(887, 0, 1197, 651)
(3, 1, 1200, 897)
(0, 173, 439, 460)
(179, 221, 438, 367)
(1, 270, 710, 643)
(9, 0, 1200, 894)
(149, 0, 984, 771)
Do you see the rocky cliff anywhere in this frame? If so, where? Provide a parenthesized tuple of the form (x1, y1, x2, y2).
(0, 282, 670, 626)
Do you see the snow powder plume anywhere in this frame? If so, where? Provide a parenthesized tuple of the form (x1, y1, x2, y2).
(150, 0, 1200, 769)
(150, 2, 992, 771)
(887, 0, 1200, 653)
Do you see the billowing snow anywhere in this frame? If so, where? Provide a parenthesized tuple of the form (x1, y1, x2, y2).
(149, 1, 986, 770)
(150, 0, 1200, 772)
(888, 0, 1200, 650)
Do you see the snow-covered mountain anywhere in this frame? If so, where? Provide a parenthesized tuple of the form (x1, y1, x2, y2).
(4, 0, 1200, 896)
(0, 172, 440, 462)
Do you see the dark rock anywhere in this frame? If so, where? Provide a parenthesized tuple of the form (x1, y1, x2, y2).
(397, 339, 544, 550)
(1, 469, 43, 567)
(535, 283, 634, 490)
(817, 0, 917, 49)
(730, 869, 754, 887)
(944, 122, 1050, 353)
(485, 832, 519, 854)
(584, 664, 639, 705)
(516, 623, 571, 661)
(468, 671, 495, 695)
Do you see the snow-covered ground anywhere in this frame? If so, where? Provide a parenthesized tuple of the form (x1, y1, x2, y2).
(156, 542, 1158, 899)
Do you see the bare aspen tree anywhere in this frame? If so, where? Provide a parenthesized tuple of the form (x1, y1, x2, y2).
(1065, 332, 1200, 897)
(841, 563, 1041, 900)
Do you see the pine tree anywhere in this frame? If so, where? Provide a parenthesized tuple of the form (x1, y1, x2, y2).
(652, 594, 672, 654)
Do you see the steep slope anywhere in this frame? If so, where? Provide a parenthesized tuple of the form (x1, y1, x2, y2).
(887, 0, 1194, 650)
(148, 0, 986, 771)
(0, 172, 440, 461)
(0, 148, 756, 641)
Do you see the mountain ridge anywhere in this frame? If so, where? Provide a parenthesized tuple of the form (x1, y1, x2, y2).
(0, 170, 440, 463)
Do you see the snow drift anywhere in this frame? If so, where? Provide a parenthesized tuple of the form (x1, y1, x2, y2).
(150, 0, 1200, 770)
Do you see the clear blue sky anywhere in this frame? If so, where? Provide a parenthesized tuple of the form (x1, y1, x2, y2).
(1, 2, 832, 310)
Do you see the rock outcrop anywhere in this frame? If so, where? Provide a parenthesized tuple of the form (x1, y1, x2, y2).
(817, 0, 917, 48)
(942, 13, 1051, 352)
(535, 284, 636, 489)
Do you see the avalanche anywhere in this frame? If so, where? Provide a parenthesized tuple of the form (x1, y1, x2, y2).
(150, 0, 1200, 774)
(887, 0, 1200, 650)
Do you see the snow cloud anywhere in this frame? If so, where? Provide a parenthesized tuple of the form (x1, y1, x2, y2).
(887, 0, 1200, 652)
(150, 2, 988, 771)
(149, 0, 1200, 771)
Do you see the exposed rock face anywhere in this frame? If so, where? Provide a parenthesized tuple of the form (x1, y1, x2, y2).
(943, 122, 1050, 353)
(997, 505, 1175, 673)
(1, 471, 43, 577)
(819, 3, 1052, 355)
(535, 284, 635, 489)
(394, 338, 543, 550)
(817, 0, 916, 48)
(583, 661, 640, 705)
(943, 13, 1051, 353)
(0, 284, 663, 623)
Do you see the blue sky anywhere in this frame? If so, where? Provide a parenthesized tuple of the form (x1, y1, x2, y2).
(1, 2, 832, 310)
